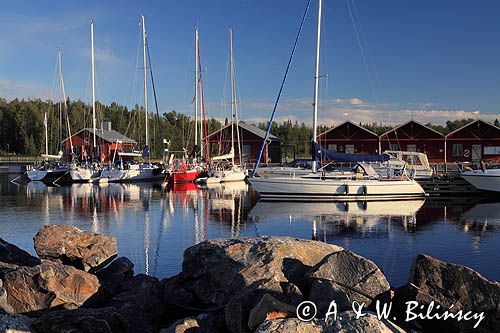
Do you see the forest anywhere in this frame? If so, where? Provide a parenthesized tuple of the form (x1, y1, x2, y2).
(1, 97, 499, 158)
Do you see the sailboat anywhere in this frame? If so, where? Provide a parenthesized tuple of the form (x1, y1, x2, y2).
(70, 20, 101, 182)
(100, 15, 164, 182)
(197, 28, 246, 184)
(27, 49, 70, 183)
(247, 0, 425, 201)
(165, 27, 207, 183)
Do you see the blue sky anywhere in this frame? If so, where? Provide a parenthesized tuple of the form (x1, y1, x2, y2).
(1, 0, 500, 125)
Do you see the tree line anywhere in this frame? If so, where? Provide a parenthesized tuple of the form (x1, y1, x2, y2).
(1, 97, 498, 158)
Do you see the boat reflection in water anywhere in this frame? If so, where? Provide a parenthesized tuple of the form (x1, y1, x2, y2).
(249, 199, 425, 241)
(2, 174, 499, 284)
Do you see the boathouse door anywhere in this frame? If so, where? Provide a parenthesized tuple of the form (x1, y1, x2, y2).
(472, 144, 482, 161)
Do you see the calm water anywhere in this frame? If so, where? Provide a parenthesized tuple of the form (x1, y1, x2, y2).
(1, 174, 499, 287)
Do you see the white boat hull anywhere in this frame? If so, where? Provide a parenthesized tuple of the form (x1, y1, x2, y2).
(100, 166, 164, 182)
(70, 168, 95, 182)
(27, 167, 68, 182)
(221, 170, 246, 182)
(248, 176, 425, 201)
(461, 170, 500, 192)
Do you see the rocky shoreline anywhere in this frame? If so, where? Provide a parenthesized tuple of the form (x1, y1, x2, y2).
(1, 225, 498, 332)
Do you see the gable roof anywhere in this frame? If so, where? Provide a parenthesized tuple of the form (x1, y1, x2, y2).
(445, 119, 500, 138)
(317, 120, 378, 138)
(63, 128, 137, 144)
(380, 119, 444, 138)
(207, 122, 282, 142)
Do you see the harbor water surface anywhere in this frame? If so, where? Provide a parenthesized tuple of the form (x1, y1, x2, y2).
(1, 174, 499, 287)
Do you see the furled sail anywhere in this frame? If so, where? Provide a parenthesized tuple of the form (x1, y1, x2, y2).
(312, 142, 389, 163)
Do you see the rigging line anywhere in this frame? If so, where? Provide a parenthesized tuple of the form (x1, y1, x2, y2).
(146, 36, 165, 159)
(252, 0, 312, 176)
(351, 0, 380, 85)
(346, 0, 379, 105)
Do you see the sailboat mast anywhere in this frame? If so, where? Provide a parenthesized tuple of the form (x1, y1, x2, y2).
(57, 49, 63, 149)
(44, 112, 48, 156)
(91, 21, 97, 152)
(229, 28, 236, 165)
(312, 0, 322, 173)
(194, 27, 199, 155)
(142, 15, 149, 154)
(58, 48, 73, 155)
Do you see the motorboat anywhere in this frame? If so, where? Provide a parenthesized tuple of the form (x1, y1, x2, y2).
(461, 166, 500, 193)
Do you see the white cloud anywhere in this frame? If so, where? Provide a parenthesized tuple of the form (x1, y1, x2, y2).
(0, 80, 50, 100)
(238, 97, 500, 127)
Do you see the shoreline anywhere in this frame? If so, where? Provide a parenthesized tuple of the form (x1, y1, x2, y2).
(1, 224, 498, 332)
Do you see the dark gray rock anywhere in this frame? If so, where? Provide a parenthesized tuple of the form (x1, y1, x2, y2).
(0, 237, 40, 269)
(34, 224, 117, 272)
(309, 279, 352, 316)
(307, 250, 390, 307)
(393, 254, 500, 333)
(32, 307, 123, 333)
(328, 310, 403, 332)
(108, 274, 163, 331)
(0, 313, 34, 332)
(247, 294, 296, 330)
(180, 236, 342, 306)
(2, 260, 100, 314)
(255, 318, 327, 333)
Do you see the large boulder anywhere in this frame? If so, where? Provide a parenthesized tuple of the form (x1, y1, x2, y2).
(2, 260, 100, 314)
(393, 254, 500, 332)
(34, 224, 117, 272)
(180, 236, 342, 306)
(0, 313, 34, 332)
(32, 307, 123, 333)
(0, 237, 40, 270)
(179, 237, 341, 333)
(307, 250, 390, 310)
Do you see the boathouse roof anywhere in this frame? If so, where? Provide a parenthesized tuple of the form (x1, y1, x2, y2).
(380, 120, 444, 139)
(317, 120, 379, 140)
(63, 128, 137, 145)
(445, 119, 500, 139)
(207, 122, 282, 142)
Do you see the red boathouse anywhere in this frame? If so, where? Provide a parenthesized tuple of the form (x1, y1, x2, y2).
(62, 121, 137, 162)
(317, 120, 380, 154)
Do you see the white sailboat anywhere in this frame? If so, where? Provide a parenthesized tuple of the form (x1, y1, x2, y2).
(27, 49, 70, 183)
(248, 0, 425, 201)
(199, 28, 246, 184)
(70, 20, 100, 182)
(100, 15, 163, 183)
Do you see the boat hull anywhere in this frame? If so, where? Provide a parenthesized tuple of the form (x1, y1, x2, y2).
(101, 167, 164, 182)
(221, 170, 246, 182)
(168, 170, 206, 183)
(70, 168, 97, 182)
(461, 170, 500, 192)
(27, 168, 68, 183)
(248, 177, 426, 201)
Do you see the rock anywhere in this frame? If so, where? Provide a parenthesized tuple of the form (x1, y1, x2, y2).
(307, 250, 390, 307)
(0, 313, 34, 332)
(160, 274, 206, 319)
(161, 313, 226, 333)
(255, 318, 327, 333)
(180, 237, 342, 306)
(34, 224, 117, 272)
(247, 294, 296, 330)
(84, 256, 135, 308)
(0, 237, 40, 269)
(97, 257, 134, 292)
(32, 307, 123, 333)
(108, 274, 163, 331)
(179, 237, 341, 333)
(328, 310, 402, 332)
(0, 287, 14, 314)
(393, 254, 500, 332)
(2, 260, 99, 314)
(309, 279, 351, 316)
